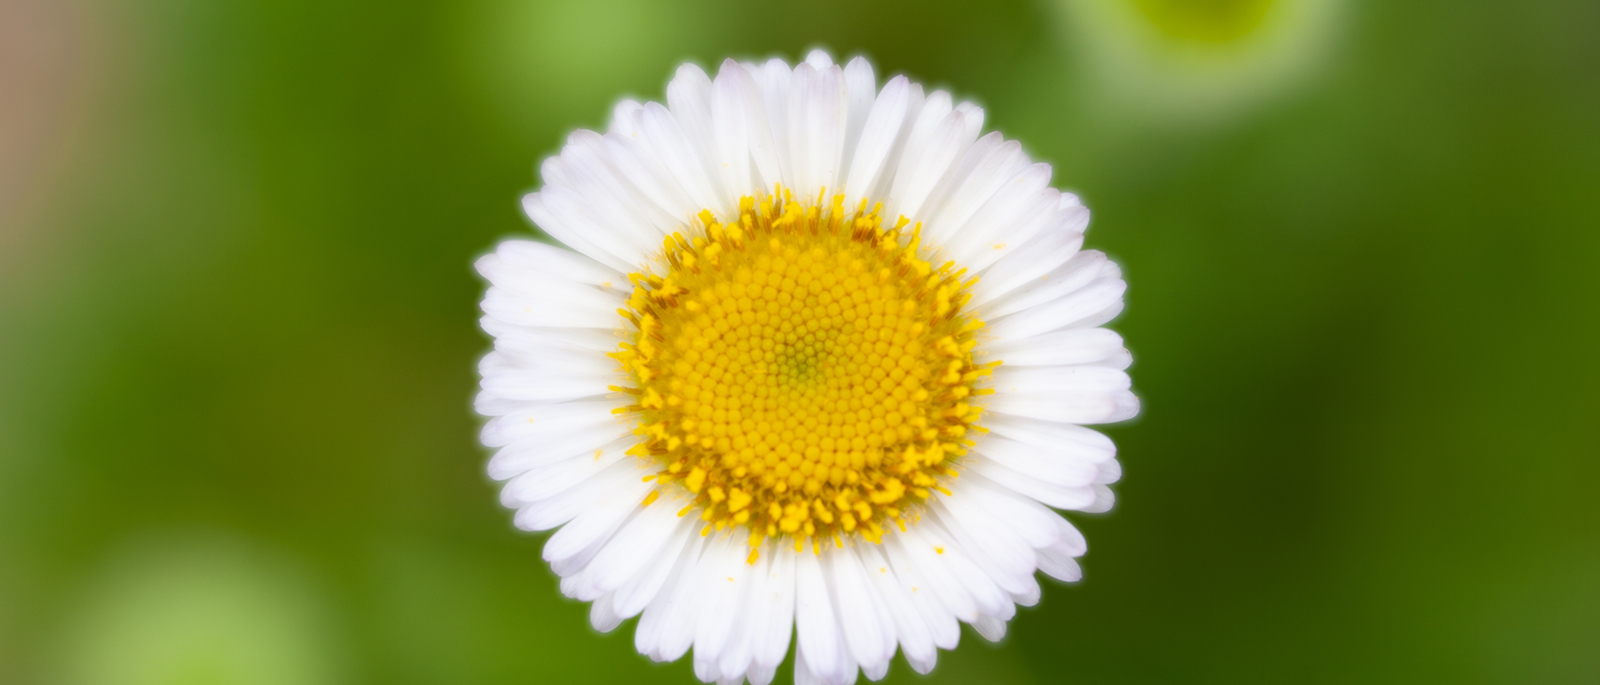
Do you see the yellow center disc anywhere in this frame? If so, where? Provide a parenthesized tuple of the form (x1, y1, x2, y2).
(610, 188, 996, 561)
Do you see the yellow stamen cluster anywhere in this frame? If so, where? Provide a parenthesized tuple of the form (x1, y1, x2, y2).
(609, 187, 995, 563)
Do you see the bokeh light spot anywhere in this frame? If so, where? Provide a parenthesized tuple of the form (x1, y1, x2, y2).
(1131, 0, 1277, 44)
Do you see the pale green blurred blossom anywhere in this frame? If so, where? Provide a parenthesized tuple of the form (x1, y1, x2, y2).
(50, 535, 346, 685)
(1055, 0, 1346, 123)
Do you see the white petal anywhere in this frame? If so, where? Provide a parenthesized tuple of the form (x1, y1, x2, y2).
(476, 247, 627, 324)
(794, 551, 853, 685)
(667, 64, 725, 204)
(966, 220, 1088, 308)
(500, 435, 633, 506)
(513, 456, 647, 531)
(748, 662, 777, 685)
(603, 131, 699, 225)
(794, 643, 820, 685)
(973, 615, 1007, 642)
(541, 183, 657, 267)
(543, 473, 652, 565)
(559, 131, 671, 248)
(942, 177, 1059, 270)
(984, 277, 1128, 342)
(480, 338, 616, 379)
(479, 360, 615, 404)
(843, 75, 913, 205)
(805, 65, 847, 195)
(479, 398, 624, 448)
(1097, 457, 1123, 484)
(635, 533, 709, 660)
(753, 545, 797, 673)
(888, 102, 980, 222)
(950, 473, 1065, 549)
(717, 552, 763, 684)
(609, 99, 644, 136)
(540, 155, 569, 187)
(566, 501, 687, 601)
(882, 89, 951, 209)
(487, 238, 625, 287)
(522, 190, 635, 273)
(927, 500, 1037, 598)
(985, 363, 1139, 406)
(897, 525, 1009, 619)
(656, 534, 725, 662)
(709, 62, 753, 207)
(839, 56, 876, 181)
(717, 59, 782, 191)
(755, 58, 795, 189)
(881, 540, 960, 653)
(479, 285, 619, 329)
(613, 517, 699, 618)
(1083, 483, 1117, 513)
(640, 102, 723, 213)
(481, 317, 621, 356)
(984, 386, 1140, 425)
(884, 529, 976, 624)
(1036, 547, 1083, 583)
(922, 137, 1027, 246)
(785, 63, 816, 195)
(980, 327, 1125, 368)
(979, 250, 1111, 320)
(825, 547, 893, 679)
(590, 593, 624, 633)
(963, 456, 1098, 511)
(981, 414, 1117, 463)
(857, 544, 937, 675)
(692, 536, 748, 677)
(486, 419, 631, 481)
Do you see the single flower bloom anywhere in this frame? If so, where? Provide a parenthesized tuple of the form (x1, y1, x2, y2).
(476, 50, 1137, 685)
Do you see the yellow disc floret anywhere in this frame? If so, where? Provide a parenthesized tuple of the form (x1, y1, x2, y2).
(609, 187, 996, 562)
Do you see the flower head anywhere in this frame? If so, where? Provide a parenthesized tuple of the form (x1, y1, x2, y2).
(476, 50, 1137, 685)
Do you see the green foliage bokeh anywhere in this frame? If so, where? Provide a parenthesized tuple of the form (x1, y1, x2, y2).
(1, 0, 1596, 683)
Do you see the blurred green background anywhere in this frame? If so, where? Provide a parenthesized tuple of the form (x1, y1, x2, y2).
(2, 0, 1597, 683)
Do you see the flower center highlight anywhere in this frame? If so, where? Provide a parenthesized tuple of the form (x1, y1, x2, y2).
(611, 188, 996, 563)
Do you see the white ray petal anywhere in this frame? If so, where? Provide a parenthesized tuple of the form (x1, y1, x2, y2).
(839, 57, 876, 183)
(692, 536, 748, 677)
(612, 517, 699, 618)
(984, 277, 1128, 342)
(753, 545, 797, 672)
(963, 455, 1099, 511)
(608, 99, 644, 136)
(635, 533, 709, 659)
(973, 615, 1007, 642)
(500, 435, 633, 506)
(825, 547, 893, 679)
(602, 131, 699, 227)
(709, 63, 753, 211)
(785, 63, 816, 195)
(543, 472, 653, 565)
(926, 501, 1036, 598)
(806, 65, 847, 196)
(520, 192, 634, 274)
(639, 102, 724, 214)
(857, 543, 937, 674)
(795, 551, 853, 685)
(842, 75, 913, 207)
(566, 501, 686, 601)
(756, 58, 795, 188)
(716, 59, 782, 192)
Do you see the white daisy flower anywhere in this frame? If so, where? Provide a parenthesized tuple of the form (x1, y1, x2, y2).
(475, 50, 1138, 685)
